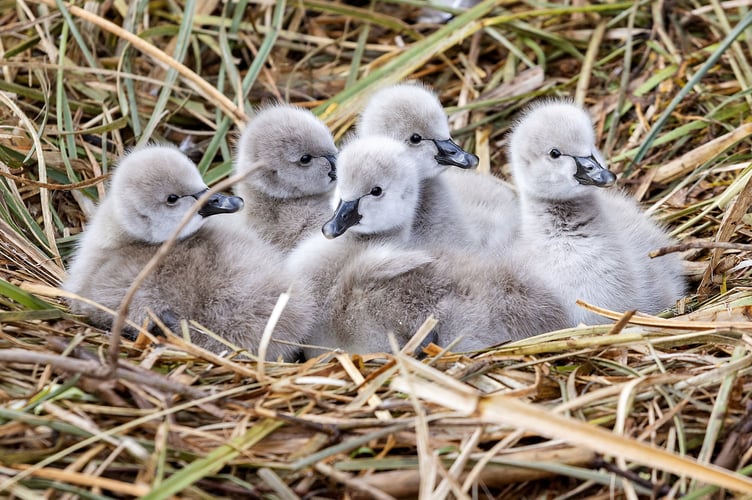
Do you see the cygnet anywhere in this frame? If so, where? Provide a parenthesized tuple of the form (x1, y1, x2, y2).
(358, 82, 520, 251)
(357, 82, 481, 250)
(287, 136, 567, 356)
(233, 103, 338, 251)
(508, 99, 686, 326)
(64, 145, 312, 361)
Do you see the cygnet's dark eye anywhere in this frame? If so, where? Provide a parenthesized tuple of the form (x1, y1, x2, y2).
(300, 154, 313, 165)
(409, 133, 422, 145)
(549, 148, 562, 159)
(370, 186, 383, 197)
(166, 194, 180, 205)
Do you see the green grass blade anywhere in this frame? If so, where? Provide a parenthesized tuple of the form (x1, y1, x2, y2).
(240, 0, 286, 112)
(347, 15, 371, 89)
(198, 0, 287, 177)
(303, 0, 420, 40)
(631, 10, 752, 168)
(141, 419, 284, 499)
(194, 0, 287, 177)
(54, 0, 101, 73)
(136, 0, 197, 146)
(313, 0, 500, 119)
(0, 278, 57, 311)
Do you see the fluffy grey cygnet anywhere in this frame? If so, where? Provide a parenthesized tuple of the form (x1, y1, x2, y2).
(357, 82, 481, 250)
(233, 104, 338, 251)
(64, 145, 312, 361)
(287, 136, 567, 356)
(358, 82, 519, 251)
(508, 99, 686, 326)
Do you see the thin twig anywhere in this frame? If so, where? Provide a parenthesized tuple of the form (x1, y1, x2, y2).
(0, 170, 109, 190)
(0, 348, 210, 399)
(650, 240, 752, 257)
(314, 462, 397, 500)
(575, 300, 752, 330)
(254, 407, 342, 441)
(593, 455, 671, 497)
(606, 310, 636, 335)
(9, 464, 150, 497)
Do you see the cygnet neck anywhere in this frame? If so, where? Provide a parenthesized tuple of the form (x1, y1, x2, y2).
(342, 221, 413, 246)
(520, 189, 605, 238)
(410, 175, 470, 247)
(93, 199, 145, 249)
(244, 187, 324, 219)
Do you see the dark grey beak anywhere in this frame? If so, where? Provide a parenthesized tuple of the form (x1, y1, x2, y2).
(325, 154, 337, 182)
(322, 198, 361, 239)
(432, 138, 479, 169)
(198, 192, 244, 217)
(572, 155, 616, 187)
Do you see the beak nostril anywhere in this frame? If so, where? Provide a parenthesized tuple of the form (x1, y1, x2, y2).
(432, 138, 478, 169)
(571, 154, 615, 187)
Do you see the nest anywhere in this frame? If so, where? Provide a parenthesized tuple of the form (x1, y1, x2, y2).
(1, 0, 752, 497)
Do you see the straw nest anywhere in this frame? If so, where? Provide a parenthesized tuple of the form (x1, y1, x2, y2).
(1, 0, 752, 498)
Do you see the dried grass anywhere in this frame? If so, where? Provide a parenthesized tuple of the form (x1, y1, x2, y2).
(1, 0, 752, 498)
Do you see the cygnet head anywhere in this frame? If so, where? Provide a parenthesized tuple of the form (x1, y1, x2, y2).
(509, 99, 616, 201)
(357, 82, 478, 178)
(111, 145, 243, 243)
(235, 104, 338, 198)
(322, 136, 421, 239)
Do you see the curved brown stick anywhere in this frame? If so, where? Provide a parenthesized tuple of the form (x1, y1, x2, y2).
(649, 240, 752, 258)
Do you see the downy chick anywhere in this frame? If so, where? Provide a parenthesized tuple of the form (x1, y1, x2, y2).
(358, 81, 520, 251)
(288, 136, 566, 356)
(64, 145, 312, 361)
(233, 103, 338, 251)
(508, 99, 686, 326)
(357, 82, 479, 250)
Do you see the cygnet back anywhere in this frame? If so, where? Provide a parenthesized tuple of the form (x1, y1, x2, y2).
(233, 104, 338, 251)
(64, 145, 312, 361)
(442, 167, 521, 252)
(508, 99, 686, 325)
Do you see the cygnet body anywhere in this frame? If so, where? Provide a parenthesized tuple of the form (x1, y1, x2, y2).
(508, 100, 686, 326)
(358, 82, 519, 251)
(357, 83, 480, 250)
(442, 167, 520, 252)
(288, 136, 567, 356)
(64, 145, 312, 361)
(233, 104, 338, 251)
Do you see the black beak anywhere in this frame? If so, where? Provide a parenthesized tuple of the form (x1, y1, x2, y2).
(432, 138, 479, 169)
(572, 155, 616, 187)
(322, 198, 361, 239)
(197, 192, 244, 217)
(325, 154, 337, 181)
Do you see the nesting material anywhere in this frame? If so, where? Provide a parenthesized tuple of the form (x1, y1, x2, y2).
(1, 1, 752, 498)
